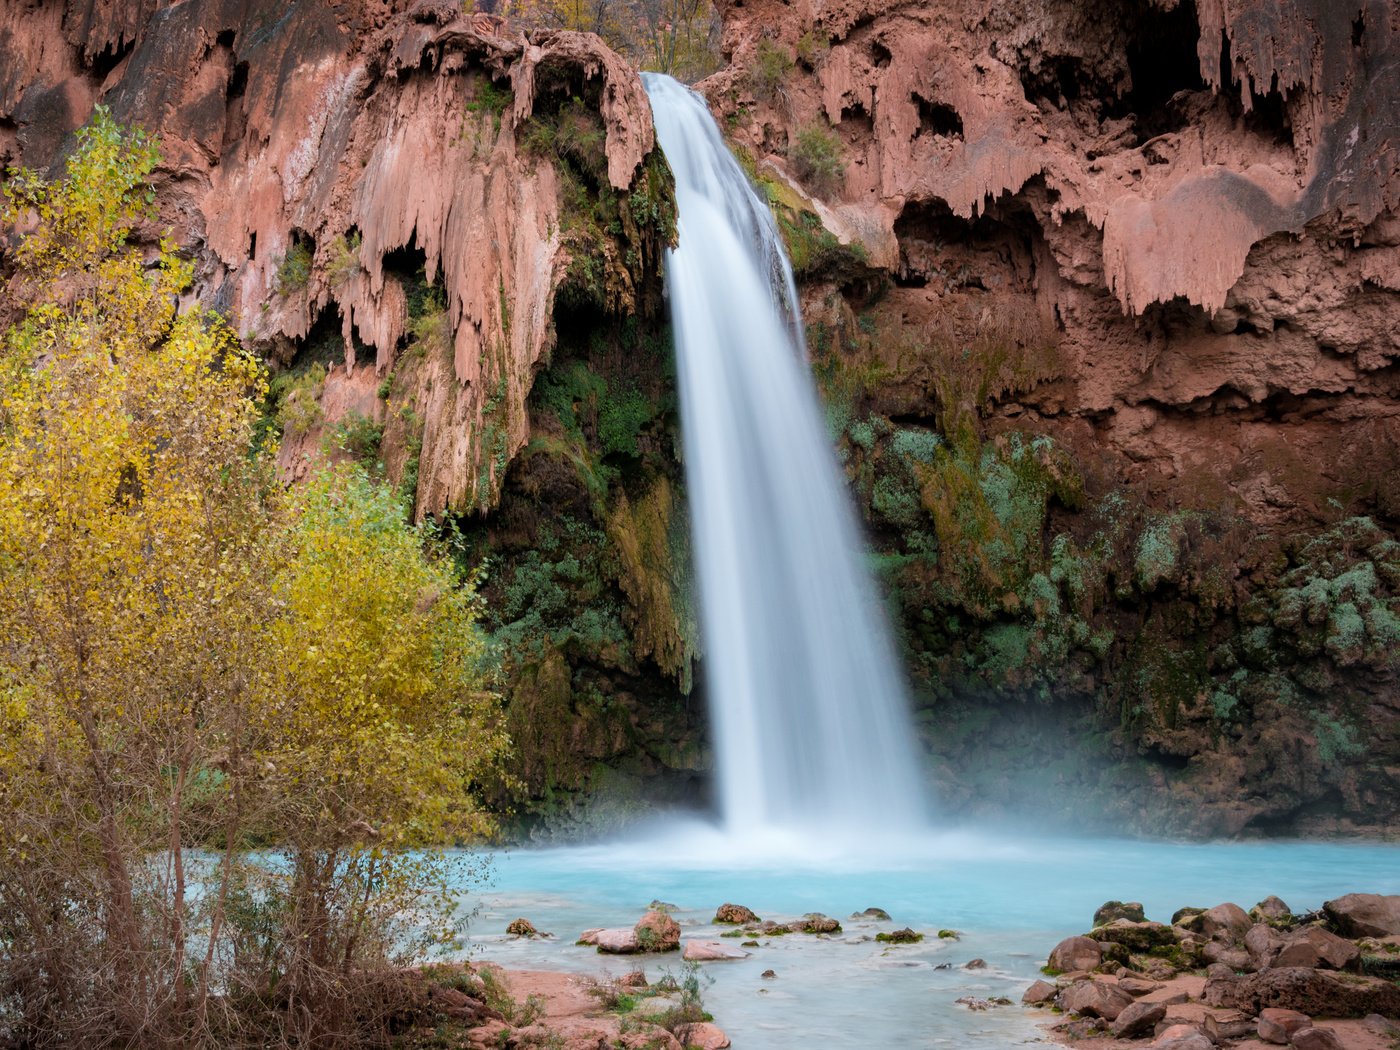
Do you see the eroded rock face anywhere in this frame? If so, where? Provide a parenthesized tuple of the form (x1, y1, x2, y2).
(0, 0, 665, 520)
(704, 0, 1400, 837)
(707, 0, 1400, 529)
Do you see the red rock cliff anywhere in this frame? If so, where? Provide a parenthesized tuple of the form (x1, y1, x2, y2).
(0, 0, 664, 517)
(706, 0, 1399, 527)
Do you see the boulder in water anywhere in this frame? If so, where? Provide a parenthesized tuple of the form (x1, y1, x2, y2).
(792, 913, 841, 934)
(505, 917, 538, 937)
(682, 939, 750, 961)
(1022, 980, 1057, 1005)
(852, 907, 891, 921)
(1094, 900, 1147, 926)
(594, 928, 642, 954)
(713, 903, 759, 924)
(875, 928, 922, 944)
(635, 910, 681, 952)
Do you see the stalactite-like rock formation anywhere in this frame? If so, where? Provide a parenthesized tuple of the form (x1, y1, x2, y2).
(0, 0, 666, 517)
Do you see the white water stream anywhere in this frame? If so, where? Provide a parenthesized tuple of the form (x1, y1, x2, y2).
(642, 73, 926, 837)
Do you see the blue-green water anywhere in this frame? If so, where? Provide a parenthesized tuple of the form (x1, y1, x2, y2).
(448, 825, 1400, 1048)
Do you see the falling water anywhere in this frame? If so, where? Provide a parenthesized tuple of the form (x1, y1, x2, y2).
(642, 73, 927, 838)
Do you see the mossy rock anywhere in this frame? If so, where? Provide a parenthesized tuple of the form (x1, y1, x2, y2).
(875, 928, 924, 944)
(1093, 901, 1146, 926)
(1093, 920, 1177, 953)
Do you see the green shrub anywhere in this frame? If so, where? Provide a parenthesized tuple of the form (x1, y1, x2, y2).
(795, 30, 828, 67)
(271, 363, 327, 438)
(749, 39, 792, 101)
(329, 410, 383, 465)
(789, 123, 843, 196)
(409, 286, 451, 357)
(275, 240, 313, 294)
(325, 231, 362, 287)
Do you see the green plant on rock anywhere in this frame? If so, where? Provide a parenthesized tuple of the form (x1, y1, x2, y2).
(328, 409, 384, 465)
(789, 122, 844, 197)
(275, 239, 313, 294)
(409, 284, 452, 358)
(466, 75, 512, 136)
(749, 38, 792, 101)
(271, 362, 327, 439)
(325, 230, 362, 287)
(795, 29, 828, 67)
(1272, 517, 1400, 667)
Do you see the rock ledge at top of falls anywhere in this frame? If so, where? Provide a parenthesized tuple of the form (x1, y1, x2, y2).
(0, 0, 659, 518)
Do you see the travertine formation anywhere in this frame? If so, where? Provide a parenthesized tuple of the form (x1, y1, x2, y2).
(0, 0, 657, 517)
(706, 0, 1400, 526)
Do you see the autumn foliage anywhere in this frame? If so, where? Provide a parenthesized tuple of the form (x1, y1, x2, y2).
(0, 110, 507, 1047)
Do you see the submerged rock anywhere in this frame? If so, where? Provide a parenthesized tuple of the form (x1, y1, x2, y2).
(682, 940, 750, 961)
(875, 928, 922, 944)
(853, 907, 892, 921)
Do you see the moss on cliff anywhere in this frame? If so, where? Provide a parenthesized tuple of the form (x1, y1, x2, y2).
(458, 311, 703, 837)
(802, 271, 1399, 833)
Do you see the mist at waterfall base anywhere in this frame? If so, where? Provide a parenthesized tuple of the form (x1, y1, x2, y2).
(438, 78, 1400, 1048)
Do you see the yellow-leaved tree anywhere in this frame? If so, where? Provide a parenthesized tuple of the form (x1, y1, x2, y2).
(0, 108, 506, 1049)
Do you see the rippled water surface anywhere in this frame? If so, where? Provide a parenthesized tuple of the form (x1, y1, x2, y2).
(447, 825, 1400, 1048)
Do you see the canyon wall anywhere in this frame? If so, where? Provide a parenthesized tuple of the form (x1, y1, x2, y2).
(704, 0, 1400, 834)
(3, 0, 1397, 836)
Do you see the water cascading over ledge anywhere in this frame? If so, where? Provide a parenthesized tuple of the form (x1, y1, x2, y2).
(642, 73, 927, 839)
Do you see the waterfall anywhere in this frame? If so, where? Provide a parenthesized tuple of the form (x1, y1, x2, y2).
(642, 73, 927, 838)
